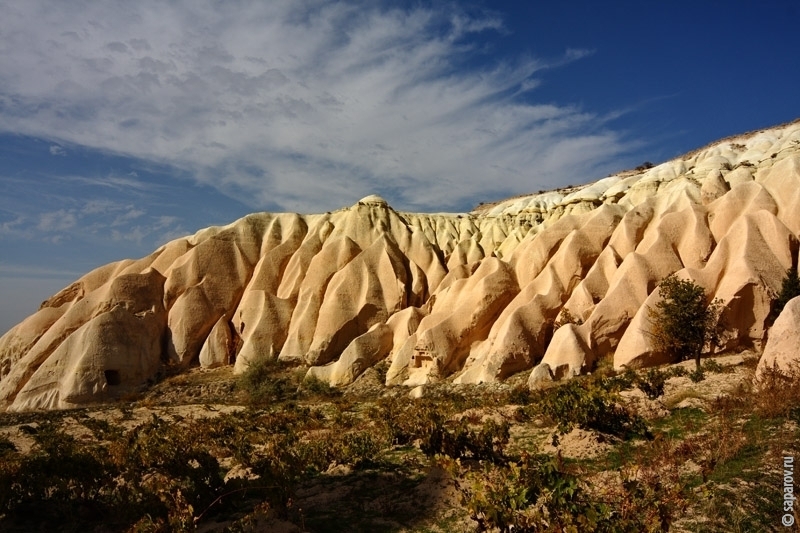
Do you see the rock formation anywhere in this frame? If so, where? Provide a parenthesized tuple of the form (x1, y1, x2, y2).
(756, 296, 800, 378)
(2, 120, 800, 410)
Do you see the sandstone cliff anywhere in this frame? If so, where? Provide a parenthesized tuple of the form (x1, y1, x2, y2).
(2, 121, 800, 411)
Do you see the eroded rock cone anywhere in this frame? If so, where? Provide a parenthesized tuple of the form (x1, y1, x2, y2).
(3, 122, 800, 411)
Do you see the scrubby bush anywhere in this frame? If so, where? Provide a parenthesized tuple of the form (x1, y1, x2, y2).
(237, 356, 297, 404)
(450, 453, 598, 532)
(688, 367, 705, 383)
(423, 418, 510, 462)
(753, 362, 800, 419)
(299, 375, 341, 399)
(769, 265, 800, 323)
(701, 358, 725, 374)
(507, 383, 535, 405)
(0, 422, 114, 522)
(448, 449, 684, 533)
(370, 395, 509, 462)
(553, 308, 583, 329)
(637, 368, 668, 400)
(647, 274, 723, 371)
(371, 396, 447, 447)
(537, 378, 650, 439)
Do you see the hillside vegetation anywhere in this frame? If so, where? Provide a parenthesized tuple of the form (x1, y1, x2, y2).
(1, 351, 798, 532)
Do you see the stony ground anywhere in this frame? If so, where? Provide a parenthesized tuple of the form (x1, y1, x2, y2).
(1, 350, 798, 532)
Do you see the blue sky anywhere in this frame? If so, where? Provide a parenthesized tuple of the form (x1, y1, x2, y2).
(1, 0, 799, 334)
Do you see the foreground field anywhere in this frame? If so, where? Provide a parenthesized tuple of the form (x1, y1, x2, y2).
(0, 352, 797, 532)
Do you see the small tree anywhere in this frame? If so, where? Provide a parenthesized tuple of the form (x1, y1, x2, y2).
(647, 274, 723, 371)
(769, 265, 800, 324)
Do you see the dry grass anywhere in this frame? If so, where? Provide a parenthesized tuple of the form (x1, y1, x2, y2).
(1, 353, 799, 532)
(753, 361, 800, 418)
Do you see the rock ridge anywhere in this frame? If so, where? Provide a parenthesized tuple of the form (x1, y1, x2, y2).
(2, 120, 800, 410)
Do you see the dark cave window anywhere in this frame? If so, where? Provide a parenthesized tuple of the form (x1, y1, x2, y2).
(104, 369, 122, 386)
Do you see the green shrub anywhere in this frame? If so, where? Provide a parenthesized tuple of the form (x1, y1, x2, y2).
(507, 383, 534, 406)
(753, 362, 800, 419)
(299, 375, 341, 399)
(688, 368, 705, 383)
(423, 418, 510, 462)
(237, 356, 297, 404)
(647, 274, 723, 371)
(769, 266, 800, 323)
(665, 365, 688, 378)
(0, 422, 113, 521)
(537, 379, 650, 439)
(607, 367, 639, 391)
(114, 414, 227, 527)
(701, 359, 724, 374)
(372, 359, 389, 384)
(450, 453, 614, 532)
(637, 368, 668, 400)
(371, 397, 447, 446)
(333, 430, 386, 467)
(0, 434, 16, 456)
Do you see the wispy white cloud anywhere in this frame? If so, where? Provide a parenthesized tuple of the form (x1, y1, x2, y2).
(57, 173, 158, 194)
(153, 215, 178, 229)
(0, 216, 27, 237)
(37, 209, 78, 232)
(111, 207, 146, 226)
(49, 144, 66, 156)
(111, 226, 147, 244)
(0, 192, 186, 248)
(80, 199, 125, 215)
(0, 1, 632, 212)
(0, 262, 84, 279)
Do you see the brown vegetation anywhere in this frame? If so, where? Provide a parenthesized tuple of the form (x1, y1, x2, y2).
(0, 352, 797, 532)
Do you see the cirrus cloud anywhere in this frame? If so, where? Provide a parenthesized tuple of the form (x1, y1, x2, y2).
(0, 0, 633, 213)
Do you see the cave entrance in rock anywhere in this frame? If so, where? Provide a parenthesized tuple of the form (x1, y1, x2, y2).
(104, 369, 121, 386)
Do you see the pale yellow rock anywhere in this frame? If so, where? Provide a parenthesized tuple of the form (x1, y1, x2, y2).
(0, 269, 166, 409)
(3, 121, 800, 410)
(386, 333, 417, 385)
(231, 220, 308, 370)
(3, 268, 167, 411)
(0, 306, 66, 381)
(706, 181, 777, 242)
(614, 209, 795, 370)
(757, 297, 800, 378)
(397, 258, 519, 386)
(305, 234, 409, 366)
(759, 155, 800, 234)
(701, 169, 730, 205)
(385, 307, 426, 362)
(535, 324, 591, 379)
(612, 287, 675, 370)
(8, 305, 166, 412)
(457, 206, 623, 384)
(199, 316, 234, 368)
(724, 166, 754, 188)
(561, 246, 622, 321)
(163, 216, 291, 366)
(306, 322, 393, 387)
(278, 236, 362, 363)
(697, 211, 795, 349)
(527, 362, 554, 388)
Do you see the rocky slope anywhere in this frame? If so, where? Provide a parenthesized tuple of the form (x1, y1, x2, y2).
(2, 120, 800, 411)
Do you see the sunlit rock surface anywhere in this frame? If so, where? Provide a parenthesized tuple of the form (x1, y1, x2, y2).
(3, 122, 800, 410)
